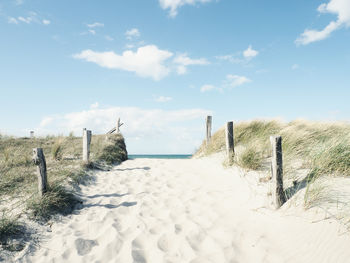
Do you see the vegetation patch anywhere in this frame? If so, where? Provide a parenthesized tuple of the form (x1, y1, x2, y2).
(237, 146, 263, 170)
(27, 183, 80, 221)
(96, 134, 128, 165)
(0, 214, 22, 247)
(0, 132, 128, 250)
(195, 120, 350, 213)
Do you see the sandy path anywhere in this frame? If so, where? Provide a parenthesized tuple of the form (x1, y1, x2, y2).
(17, 157, 350, 263)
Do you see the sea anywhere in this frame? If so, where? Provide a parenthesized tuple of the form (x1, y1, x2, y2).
(128, 154, 192, 159)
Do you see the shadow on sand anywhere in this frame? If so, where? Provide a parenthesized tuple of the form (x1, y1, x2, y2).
(115, 167, 150, 171)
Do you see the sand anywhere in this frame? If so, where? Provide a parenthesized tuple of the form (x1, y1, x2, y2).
(15, 154, 350, 263)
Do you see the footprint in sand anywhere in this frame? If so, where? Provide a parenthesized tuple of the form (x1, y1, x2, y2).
(74, 238, 98, 256)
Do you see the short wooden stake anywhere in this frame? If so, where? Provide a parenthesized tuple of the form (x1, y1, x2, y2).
(270, 135, 286, 209)
(225, 121, 234, 161)
(117, 118, 121, 133)
(206, 115, 212, 145)
(83, 128, 92, 163)
(32, 148, 47, 197)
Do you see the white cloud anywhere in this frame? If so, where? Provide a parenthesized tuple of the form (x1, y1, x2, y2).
(18, 16, 32, 23)
(243, 45, 259, 59)
(73, 45, 173, 81)
(225, 74, 251, 88)
(88, 29, 96, 35)
(87, 22, 104, 28)
(216, 45, 258, 64)
(200, 84, 216, 92)
(37, 106, 212, 154)
(155, 96, 173, 102)
(159, 0, 213, 17)
(296, 0, 350, 45)
(173, 53, 209, 74)
(42, 19, 51, 25)
(215, 54, 244, 64)
(7, 12, 50, 26)
(125, 28, 140, 40)
(8, 17, 18, 24)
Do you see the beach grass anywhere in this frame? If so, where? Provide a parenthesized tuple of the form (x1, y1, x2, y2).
(196, 120, 350, 210)
(0, 133, 127, 246)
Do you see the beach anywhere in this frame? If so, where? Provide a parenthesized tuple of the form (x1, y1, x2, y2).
(16, 154, 350, 263)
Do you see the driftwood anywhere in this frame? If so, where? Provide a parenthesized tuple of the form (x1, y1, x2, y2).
(32, 148, 47, 197)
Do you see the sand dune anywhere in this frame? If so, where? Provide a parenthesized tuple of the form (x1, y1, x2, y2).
(16, 155, 350, 263)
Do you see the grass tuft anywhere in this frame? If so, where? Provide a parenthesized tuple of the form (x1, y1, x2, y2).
(237, 145, 263, 170)
(0, 213, 22, 246)
(51, 140, 63, 161)
(27, 183, 80, 221)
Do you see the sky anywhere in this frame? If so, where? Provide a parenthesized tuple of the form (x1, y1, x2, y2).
(0, 0, 349, 154)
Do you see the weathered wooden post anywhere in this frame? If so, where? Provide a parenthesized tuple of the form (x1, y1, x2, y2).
(83, 128, 92, 163)
(225, 121, 234, 161)
(30, 131, 34, 138)
(206, 115, 212, 145)
(32, 148, 47, 197)
(116, 118, 121, 133)
(270, 135, 286, 209)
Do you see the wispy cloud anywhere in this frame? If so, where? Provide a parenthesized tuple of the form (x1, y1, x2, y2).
(7, 12, 50, 25)
(125, 28, 140, 40)
(216, 45, 259, 64)
(8, 17, 19, 24)
(296, 0, 350, 45)
(200, 84, 216, 92)
(87, 22, 104, 28)
(200, 74, 251, 93)
(73, 45, 173, 81)
(173, 53, 209, 74)
(159, 0, 213, 18)
(155, 96, 173, 102)
(224, 74, 251, 88)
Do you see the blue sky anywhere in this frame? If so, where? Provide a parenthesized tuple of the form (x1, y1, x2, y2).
(0, 0, 349, 153)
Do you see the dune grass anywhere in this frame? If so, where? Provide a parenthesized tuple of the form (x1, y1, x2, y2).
(0, 133, 127, 247)
(196, 120, 350, 211)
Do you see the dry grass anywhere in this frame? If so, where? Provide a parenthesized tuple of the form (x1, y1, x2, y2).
(0, 133, 127, 246)
(195, 119, 350, 211)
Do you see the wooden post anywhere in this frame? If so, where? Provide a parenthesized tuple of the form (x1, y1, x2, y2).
(206, 115, 212, 145)
(30, 131, 34, 138)
(83, 128, 92, 163)
(225, 121, 234, 160)
(32, 148, 47, 197)
(270, 135, 286, 209)
(116, 118, 121, 133)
